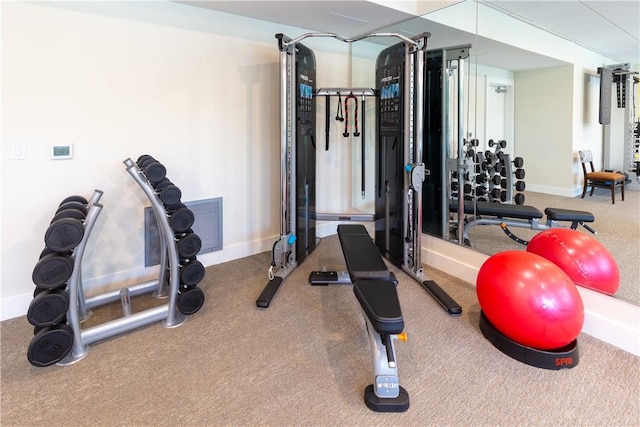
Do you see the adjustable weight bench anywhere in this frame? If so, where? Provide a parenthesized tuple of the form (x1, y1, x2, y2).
(450, 201, 596, 245)
(311, 224, 409, 412)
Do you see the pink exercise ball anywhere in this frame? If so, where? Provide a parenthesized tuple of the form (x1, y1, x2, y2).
(527, 228, 620, 295)
(477, 251, 584, 350)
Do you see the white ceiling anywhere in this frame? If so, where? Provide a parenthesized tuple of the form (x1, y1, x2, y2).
(178, 0, 639, 71)
(482, 0, 639, 65)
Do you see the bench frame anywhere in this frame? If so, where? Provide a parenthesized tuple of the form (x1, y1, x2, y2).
(451, 201, 596, 245)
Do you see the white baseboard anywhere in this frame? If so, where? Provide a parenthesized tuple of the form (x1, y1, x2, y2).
(526, 183, 577, 197)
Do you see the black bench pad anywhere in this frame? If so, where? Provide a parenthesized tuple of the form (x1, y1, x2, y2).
(544, 208, 594, 222)
(353, 280, 404, 334)
(338, 224, 391, 282)
(450, 201, 544, 220)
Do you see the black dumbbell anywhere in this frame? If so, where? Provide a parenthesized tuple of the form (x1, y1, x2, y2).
(515, 169, 526, 179)
(55, 201, 88, 217)
(27, 324, 74, 367)
(179, 258, 206, 287)
(59, 195, 89, 206)
(27, 288, 70, 328)
(513, 157, 524, 168)
(154, 179, 182, 206)
(50, 208, 85, 224)
(45, 199, 89, 252)
(176, 231, 202, 259)
(166, 203, 195, 233)
(32, 252, 74, 289)
(177, 285, 205, 316)
(136, 154, 154, 166)
(138, 157, 166, 183)
(44, 216, 84, 253)
(515, 181, 526, 192)
(514, 193, 526, 205)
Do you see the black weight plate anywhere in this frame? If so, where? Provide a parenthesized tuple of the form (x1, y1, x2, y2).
(176, 233, 202, 259)
(59, 195, 88, 206)
(56, 201, 88, 217)
(27, 324, 74, 367)
(178, 287, 205, 315)
(180, 259, 205, 286)
(32, 253, 74, 288)
(45, 218, 84, 252)
(27, 289, 70, 327)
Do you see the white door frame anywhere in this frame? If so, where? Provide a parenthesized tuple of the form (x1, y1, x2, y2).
(485, 76, 515, 155)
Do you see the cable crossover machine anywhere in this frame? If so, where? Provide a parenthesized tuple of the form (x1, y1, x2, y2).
(255, 31, 462, 412)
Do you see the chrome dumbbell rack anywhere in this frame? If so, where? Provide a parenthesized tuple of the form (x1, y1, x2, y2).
(57, 158, 187, 365)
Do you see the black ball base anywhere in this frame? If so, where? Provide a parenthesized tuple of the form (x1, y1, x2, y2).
(479, 310, 579, 370)
(364, 384, 409, 412)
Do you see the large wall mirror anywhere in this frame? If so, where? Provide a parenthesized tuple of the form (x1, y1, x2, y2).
(350, 1, 639, 306)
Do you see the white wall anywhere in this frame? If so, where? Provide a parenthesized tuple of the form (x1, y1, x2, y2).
(0, 1, 355, 318)
(513, 66, 575, 196)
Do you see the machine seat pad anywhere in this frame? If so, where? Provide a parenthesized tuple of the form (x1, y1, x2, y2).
(338, 224, 391, 281)
(353, 280, 404, 335)
(450, 201, 543, 220)
(544, 208, 594, 223)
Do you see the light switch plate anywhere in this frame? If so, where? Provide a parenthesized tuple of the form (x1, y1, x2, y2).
(11, 143, 26, 160)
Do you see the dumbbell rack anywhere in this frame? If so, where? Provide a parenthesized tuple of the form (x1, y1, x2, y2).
(27, 156, 206, 367)
(58, 158, 191, 365)
(479, 140, 526, 205)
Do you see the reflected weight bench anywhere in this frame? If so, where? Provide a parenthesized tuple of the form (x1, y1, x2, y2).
(450, 201, 596, 245)
(310, 224, 409, 412)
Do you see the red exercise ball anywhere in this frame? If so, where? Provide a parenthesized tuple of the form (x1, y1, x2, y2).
(526, 228, 620, 295)
(477, 251, 584, 350)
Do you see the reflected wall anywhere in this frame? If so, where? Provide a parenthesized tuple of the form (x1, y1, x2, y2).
(349, 1, 639, 305)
